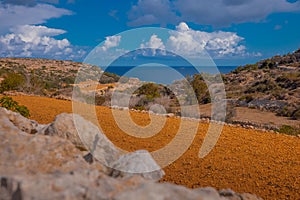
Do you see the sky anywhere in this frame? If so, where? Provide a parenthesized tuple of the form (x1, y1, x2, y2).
(0, 0, 300, 66)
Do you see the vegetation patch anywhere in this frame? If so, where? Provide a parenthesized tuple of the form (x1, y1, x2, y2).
(278, 125, 300, 136)
(0, 96, 30, 117)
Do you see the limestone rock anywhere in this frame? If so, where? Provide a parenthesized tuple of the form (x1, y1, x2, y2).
(0, 107, 44, 134)
(40, 113, 120, 165)
(193, 187, 221, 200)
(110, 150, 165, 181)
(114, 182, 200, 200)
(0, 121, 103, 176)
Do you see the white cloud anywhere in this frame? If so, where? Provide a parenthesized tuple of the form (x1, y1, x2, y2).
(141, 34, 165, 49)
(11, 25, 66, 43)
(128, 0, 300, 27)
(166, 22, 247, 58)
(96, 22, 259, 59)
(0, 3, 72, 34)
(140, 34, 166, 56)
(100, 35, 121, 51)
(87, 22, 262, 65)
(0, 25, 85, 59)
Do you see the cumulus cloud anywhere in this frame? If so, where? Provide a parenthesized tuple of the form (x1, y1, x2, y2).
(0, 25, 85, 59)
(140, 34, 166, 56)
(128, 0, 300, 27)
(100, 35, 121, 51)
(136, 22, 257, 58)
(0, 3, 72, 34)
(86, 22, 261, 65)
(166, 22, 247, 58)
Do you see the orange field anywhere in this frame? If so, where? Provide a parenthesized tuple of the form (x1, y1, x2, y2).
(10, 95, 300, 200)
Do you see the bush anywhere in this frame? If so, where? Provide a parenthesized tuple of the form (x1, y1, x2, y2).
(276, 106, 294, 118)
(99, 72, 120, 84)
(189, 74, 210, 104)
(134, 83, 160, 100)
(278, 125, 300, 136)
(247, 79, 279, 93)
(0, 96, 30, 117)
(0, 73, 25, 92)
(239, 95, 254, 103)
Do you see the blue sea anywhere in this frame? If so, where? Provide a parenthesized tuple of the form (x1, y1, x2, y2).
(104, 66, 237, 84)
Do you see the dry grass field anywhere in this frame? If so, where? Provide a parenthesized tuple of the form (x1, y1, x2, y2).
(8, 95, 300, 200)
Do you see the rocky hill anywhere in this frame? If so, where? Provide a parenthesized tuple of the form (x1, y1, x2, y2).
(0, 58, 80, 98)
(0, 58, 120, 99)
(225, 48, 300, 119)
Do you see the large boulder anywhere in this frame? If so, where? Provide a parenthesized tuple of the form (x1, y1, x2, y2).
(40, 113, 120, 166)
(110, 150, 165, 181)
(0, 119, 103, 176)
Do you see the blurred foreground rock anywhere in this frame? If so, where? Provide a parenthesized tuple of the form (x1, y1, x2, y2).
(110, 150, 165, 181)
(40, 113, 120, 166)
(0, 107, 263, 200)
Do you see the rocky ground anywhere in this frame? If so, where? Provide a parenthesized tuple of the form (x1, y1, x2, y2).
(0, 106, 263, 200)
(2, 95, 300, 200)
(224, 49, 300, 118)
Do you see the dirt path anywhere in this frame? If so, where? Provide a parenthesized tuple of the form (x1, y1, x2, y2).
(10, 96, 300, 200)
(199, 103, 300, 127)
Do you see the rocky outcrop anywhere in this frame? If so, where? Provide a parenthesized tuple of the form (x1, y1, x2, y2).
(0, 107, 44, 134)
(0, 108, 263, 200)
(110, 150, 165, 181)
(40, 113, 120, 166)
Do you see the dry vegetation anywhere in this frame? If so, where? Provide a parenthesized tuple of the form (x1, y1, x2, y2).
(9, 95, 300, 200)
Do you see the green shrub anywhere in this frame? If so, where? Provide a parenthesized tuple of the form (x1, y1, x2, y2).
(189, 74, 210, 104)
(133, 105, 145, 111)
(134, 83, 160, 100)
(276, 106, 297, 118)
(15, 105, 31, 118)
(239, 95, 253, 103)
(247, 79, 279, 93)
(0, 96, 30, 117)
(99, 72, 120, 83)
(278, 125, 300, 136)
(0, 73, 25, 92)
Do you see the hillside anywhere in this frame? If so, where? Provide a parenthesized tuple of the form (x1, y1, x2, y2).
(0, 58, 80, 96)
(0, 49, 300, 133)
(0, 58, 119, 99)
(225, 48, 300, 119)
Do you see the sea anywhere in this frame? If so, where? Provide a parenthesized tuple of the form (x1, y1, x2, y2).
(104, 66, 238, 84)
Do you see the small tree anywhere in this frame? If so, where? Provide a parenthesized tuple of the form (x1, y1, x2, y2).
(0, 73, 25, 92)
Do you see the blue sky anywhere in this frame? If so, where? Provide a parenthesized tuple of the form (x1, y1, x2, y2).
(0, 0, 300, 66)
